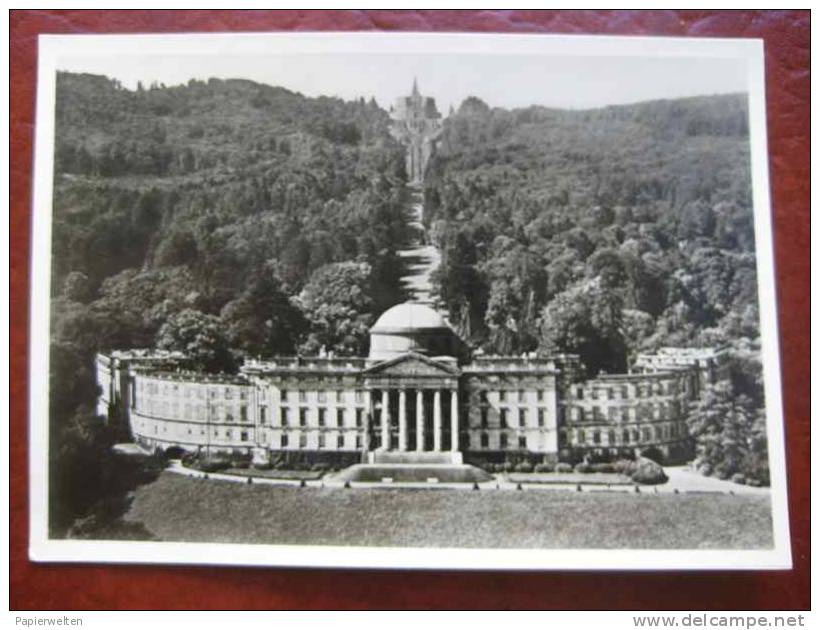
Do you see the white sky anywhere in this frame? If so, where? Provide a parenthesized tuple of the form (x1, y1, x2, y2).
(57, 52, 748, 112)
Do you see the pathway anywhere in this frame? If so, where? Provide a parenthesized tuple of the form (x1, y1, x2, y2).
(397, 187, 441, 306)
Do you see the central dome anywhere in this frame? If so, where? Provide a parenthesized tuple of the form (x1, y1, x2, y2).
(370, 302, 449, 333)
(368, 302, 457, 361)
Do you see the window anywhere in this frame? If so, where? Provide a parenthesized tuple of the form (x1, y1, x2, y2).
(499, 409, 508, 428)
(500, 433, 508, 449)
(299, 408, 308, 427)
(518, 390, 525, 403)
(299, 390, 307, 403)
(318, 408, 326, 427)
(499, 390, 507, 402)
(280, 407, 290, 426)
(480, 408, 488, 428)
(576, 388, 584, 399)
(537, 390, 544, 402)
(241, 430, 249, 442)
(479, 391, 488, 404)
(336, 390, 344, 403)
(336, 408, 344, 427)
(225, 429, 232, 440)
(355, 390, 364, 403)
(299, 433, 307, 449)
(480, 432, 489, 448)
(318, 390, 326, 403)
(318, 433, 325, 449)
(577, 429, 586, 444)
(356, 435, 362, 449)
(518, 408, 527, 427)
(593, 430, 601, 445)
(337, 434, 344, 449)
(281, 433, 289, 448)
(655, 426, 663, 440)
(642, 428, 652, 442)
(608, 430, 617, 445)
(355, 409, 363, 427)
(623, 429, 630, 444)
(259, 388, 267, 400)
(225, 407, 234, 422)
(538, 409, 545, 427)
(280, 389, 288, 402)
(259, 406, 267, 425)
(518, 435, 527, 449)
(240, 405, 247, 422)
(225, 387, 233, 399)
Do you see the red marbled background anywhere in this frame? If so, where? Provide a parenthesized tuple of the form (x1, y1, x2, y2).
(9, 10, 810, 610)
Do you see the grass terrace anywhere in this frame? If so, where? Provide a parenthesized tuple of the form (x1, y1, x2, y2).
(122, 471, 774, 549)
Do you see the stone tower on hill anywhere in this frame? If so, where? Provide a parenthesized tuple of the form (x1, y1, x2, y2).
(390, 78, 443, 185)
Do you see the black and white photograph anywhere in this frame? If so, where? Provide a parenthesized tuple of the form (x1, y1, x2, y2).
(28, 32, 790, 570)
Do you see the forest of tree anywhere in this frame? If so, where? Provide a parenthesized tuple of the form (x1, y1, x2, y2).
(48, 74, 769, 536)
(422, 93, 766, 483)
(49, 72, 412, 535)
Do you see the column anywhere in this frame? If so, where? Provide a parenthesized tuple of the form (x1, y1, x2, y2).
(381, 389, 390, 450)
(416, 389, 424, 452)
(398, 389, 407, 451)
(450, 389, 459, 452)
(433, 389, 442, 451)
(364, 389, 372, 451)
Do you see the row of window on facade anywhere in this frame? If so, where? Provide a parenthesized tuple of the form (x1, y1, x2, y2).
(139, 380, 248, 400)
(474, 390, 550, 404)
(473, 407, 551, 428)
(572, 380, 683, 400)
(562, 423, 684, 446)
(263, 406, 366, 428)
(567, 400, 682, 423)
(262, 388, 366, 404)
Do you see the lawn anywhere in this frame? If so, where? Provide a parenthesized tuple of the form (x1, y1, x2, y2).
(121, 472, 774, 549)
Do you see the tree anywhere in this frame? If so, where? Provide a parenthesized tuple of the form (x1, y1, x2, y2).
(156, 309, 235, 373)
(539, 279, 627, 376)
(685, 380, 769, 485)
(220, 269, 307, 357)
(297, 262, 375, 356)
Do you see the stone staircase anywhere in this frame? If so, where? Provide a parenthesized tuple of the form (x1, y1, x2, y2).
(369, 450, 462, 465)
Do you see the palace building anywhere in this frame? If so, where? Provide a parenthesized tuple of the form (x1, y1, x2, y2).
(96, 302, 725, 467)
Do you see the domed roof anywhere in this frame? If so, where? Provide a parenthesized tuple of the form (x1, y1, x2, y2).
(371, 302, 449, 333)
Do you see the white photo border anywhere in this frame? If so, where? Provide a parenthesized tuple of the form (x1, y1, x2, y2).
(28, 31, 792, 571)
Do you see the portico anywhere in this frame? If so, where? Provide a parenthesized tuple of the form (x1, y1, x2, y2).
(363, 352, 462, 463)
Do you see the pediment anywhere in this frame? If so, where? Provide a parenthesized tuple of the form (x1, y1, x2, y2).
(364, 352, 459, 377)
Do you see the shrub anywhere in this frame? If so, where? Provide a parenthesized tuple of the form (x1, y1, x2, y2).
(196, 457, 231, 473)
(574, 462, 591, 474)
(502, 461, 514, 473)
(251, 461, 272, 471)
(630, 458, 668, 485)
(590, 463, 615, 473)
(230, 459, 250, 469)
(612, 459, 638, 476)
(555, 463, 573, 473)
(534, 463, 554, 473)
(731, 473, 746, 485)
(697, 461, 713, 477)
(515, 461, 533, 473)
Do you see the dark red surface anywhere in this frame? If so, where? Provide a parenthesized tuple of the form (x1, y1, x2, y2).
(9, 10, 810, 610)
